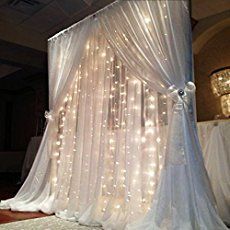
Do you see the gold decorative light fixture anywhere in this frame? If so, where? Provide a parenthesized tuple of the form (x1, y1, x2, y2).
(210, 67, 230, 117)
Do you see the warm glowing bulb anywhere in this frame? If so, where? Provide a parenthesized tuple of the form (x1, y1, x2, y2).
(149, 96, 155, 101)
(146, 128, 154, 134)
(56, 141, 61, 146)
(148, 171, 155, 177)
(156, 137, 161, 143)
(145, 120, 153, 126)
(144, 17, 151, 24)
(149, 104, 155, 109)
(150, 181, 155, 186)
(149, 147, 156, 152)
(53, 152, 59, 157)
(109, 138, 114, 144)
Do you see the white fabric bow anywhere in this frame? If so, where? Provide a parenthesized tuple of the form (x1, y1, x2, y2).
(44, 110, 54, 121)
(165, 82, 196, 166)
(167, 81, 196, 106)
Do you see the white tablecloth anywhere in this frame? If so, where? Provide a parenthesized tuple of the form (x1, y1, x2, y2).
(197, 120, 230, 225)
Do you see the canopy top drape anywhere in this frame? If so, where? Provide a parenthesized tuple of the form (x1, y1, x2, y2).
(0, 1, 227, 229)
(49, 0, 192, 102)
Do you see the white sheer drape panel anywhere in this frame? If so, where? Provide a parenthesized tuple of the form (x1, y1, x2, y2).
(99, 1, 227, 229)
(99, 0, 192, 93)
(48, 19, 92, 110)
(0, 122, 53, 213)
(0, 18, 93, 214)
(48, 27, 169, 228)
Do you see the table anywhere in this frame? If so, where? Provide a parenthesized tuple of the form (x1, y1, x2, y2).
(197, 120, 230, 225)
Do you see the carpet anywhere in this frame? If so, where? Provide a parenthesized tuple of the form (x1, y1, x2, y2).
(0, 215, 101, 230)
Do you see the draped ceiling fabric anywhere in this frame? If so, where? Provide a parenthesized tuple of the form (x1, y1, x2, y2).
(0, 1, 227, 229)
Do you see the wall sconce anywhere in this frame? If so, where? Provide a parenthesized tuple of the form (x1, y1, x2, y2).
(210, 67, 230, 117)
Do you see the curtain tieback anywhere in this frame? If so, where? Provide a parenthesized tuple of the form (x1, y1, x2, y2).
(165, 82, 196, 166)
(44, 110, 54, 121)
(167, 81, 196, 107)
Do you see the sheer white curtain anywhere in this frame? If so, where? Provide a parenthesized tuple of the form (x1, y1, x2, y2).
(0, 19, 92, 213)
(51, 24, 169, 229)
(0, 0, 227, 229)
(100, 0, 192, 93)
(99, 1, 226, 229)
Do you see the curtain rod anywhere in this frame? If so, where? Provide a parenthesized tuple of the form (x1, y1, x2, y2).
(48, 0, 119, 41)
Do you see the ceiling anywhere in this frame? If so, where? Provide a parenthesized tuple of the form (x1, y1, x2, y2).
(0, 0, 113, 79)
(0, 0, 230, 51)
(0, 0, 229, 80)
(0, 0, 96, 34)
(0, 0, 229, 52)
(0, 0, 114, 51)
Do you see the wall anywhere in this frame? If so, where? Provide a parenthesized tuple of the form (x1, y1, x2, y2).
(0, 74, 48, 151)
(11, 90, 36, 150)
(194, 27, 230, 121)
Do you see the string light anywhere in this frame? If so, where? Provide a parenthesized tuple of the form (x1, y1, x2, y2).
(144, 17, 151, 24)
(47, 31, 169, 217)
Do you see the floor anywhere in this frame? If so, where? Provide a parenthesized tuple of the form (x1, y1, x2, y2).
(0, 173, 229, 228)
(0, 215, 101, 230)
(0, 173, 48, 224)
